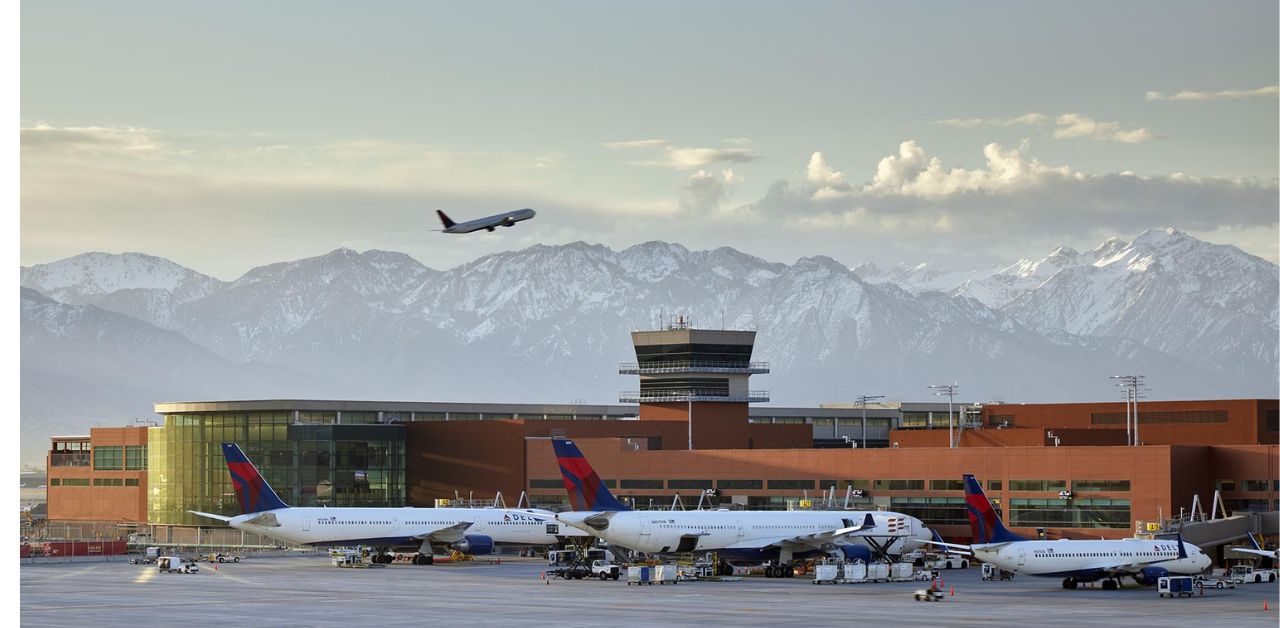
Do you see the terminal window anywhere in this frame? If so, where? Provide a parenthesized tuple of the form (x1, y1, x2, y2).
(93, 446, 123, 471)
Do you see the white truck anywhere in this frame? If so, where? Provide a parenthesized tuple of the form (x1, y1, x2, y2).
(157, 556, 198, 574)
(926, 555, 970, 570)
(591, 560, 621, 580)
(1229, 564, 1278, 583)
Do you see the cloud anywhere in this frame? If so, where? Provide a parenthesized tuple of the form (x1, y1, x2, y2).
(1052, 114, 1152, 143)
(604, 138, 758, 170)
(21, 122, 166, 155)
(745, 141, 1277, 257)
(603, 139, 669, 149)
(1146, 85, 1279, 101)
(934, 113, 1047, 129)
(679, 169, 743, 214)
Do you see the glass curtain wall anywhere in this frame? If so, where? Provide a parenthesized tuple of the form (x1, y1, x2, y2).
(148, 412, 406, 526)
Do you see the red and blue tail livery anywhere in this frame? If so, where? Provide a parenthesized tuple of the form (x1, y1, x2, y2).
(551, 438, 630, 512)
(964, 474, 1026, 544)
(222, 443, 290, 514)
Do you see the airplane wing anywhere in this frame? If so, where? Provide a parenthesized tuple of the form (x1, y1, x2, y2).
(922, 539, 975, 556)
(188, 510, 233, 523)
(1230, 547, 1278, 559)
(720, 514, 884, 551)
(421, 521, 473, 543)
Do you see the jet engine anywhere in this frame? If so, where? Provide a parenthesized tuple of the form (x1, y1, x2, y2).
(840, 545, 873, 562)
(450, 535, 494, 555)
(1135, 566, 1170, 585)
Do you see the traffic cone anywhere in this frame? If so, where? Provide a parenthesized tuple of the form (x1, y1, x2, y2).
(213, 564, 218, 571)
(1264, 600, 1269, 611)
(939, 578, 944, 587)
(949, 586, 955, 596)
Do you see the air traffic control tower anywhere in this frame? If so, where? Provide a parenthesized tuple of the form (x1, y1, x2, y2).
(619, 317, 769, 449)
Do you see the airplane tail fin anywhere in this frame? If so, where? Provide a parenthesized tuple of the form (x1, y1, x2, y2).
(1247, 531, 1263, 551)
(222, 443, 290, 514)
(964, 474, 1026, 544)
(551, 439, 630, 512)
(436, 210, 456, 229)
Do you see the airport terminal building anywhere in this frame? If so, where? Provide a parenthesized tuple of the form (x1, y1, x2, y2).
(44, 326, 1279, 555)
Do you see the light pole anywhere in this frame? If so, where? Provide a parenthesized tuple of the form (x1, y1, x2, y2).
(928, 383, 959, 448)
(855, 395, 884, 449)
(1110, 375, 1147, 446)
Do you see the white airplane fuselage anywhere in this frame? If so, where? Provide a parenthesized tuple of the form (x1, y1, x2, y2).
(443, 208, 536, 233)
(228, 506, 584, 547)
(558, 510, 930, 558)
(973, 537, 1210, 580)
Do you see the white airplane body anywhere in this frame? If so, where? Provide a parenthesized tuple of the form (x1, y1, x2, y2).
(191, 443, 584, 562)
(437, 208, 535, 233)
(559, 508, 930, 562)
(933, 474, 1210, 589)
(550, 438, 931, 574)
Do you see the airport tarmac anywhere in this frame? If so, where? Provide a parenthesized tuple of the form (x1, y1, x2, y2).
(20, 556, 1280, 627)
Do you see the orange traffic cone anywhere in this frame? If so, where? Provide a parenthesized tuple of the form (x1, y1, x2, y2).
(949, 586, 955, 596)
(1264, 600, 1269, 611)
(939, 578, 944, 587)
(213, 564, 218, 571)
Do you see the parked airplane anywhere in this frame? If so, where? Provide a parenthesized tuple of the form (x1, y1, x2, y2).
(436, 208, 535, 233)
(1230, 532, 1278, 560)
(190, 443, 585, 564)
(928, 474, 1210, 589)
(550, 438, 933, 577)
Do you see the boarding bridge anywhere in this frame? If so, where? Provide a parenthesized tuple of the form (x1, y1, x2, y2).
(1155, 491, 1279, 549)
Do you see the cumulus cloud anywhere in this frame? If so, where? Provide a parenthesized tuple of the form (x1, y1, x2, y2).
(679, 169, 743, 214)
(604, 138, 758, 170)
(746, 140, 1276, 256)
(1146, 85, 1279, 101)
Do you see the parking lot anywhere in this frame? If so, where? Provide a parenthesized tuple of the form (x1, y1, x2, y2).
(19, 556, 1279, 627)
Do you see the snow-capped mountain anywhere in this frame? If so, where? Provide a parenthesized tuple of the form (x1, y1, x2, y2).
(20, 230, 1279, 467)
(20, 251, 227, 329)
(1003, 228, 1279, 381)
(852, 261, 998, 294)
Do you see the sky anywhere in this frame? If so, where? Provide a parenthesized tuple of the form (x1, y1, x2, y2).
(19, 0, 1280, 280)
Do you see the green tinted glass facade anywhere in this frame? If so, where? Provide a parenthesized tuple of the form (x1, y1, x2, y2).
(148, 412, 406, 526)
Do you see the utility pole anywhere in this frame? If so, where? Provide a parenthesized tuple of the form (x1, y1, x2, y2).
(854, 395, 885, 449)
(928, 383, 959, 448)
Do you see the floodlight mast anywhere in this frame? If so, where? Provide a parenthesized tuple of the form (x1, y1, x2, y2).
(1110, 375, 1147, 446)
(855, 394, 885, 449)
(928, 383, 959, 448)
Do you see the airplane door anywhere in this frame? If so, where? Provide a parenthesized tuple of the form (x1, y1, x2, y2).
(302, 518, 310, 532)
(737, 521, 745, 537)
(640, 518, 651, 536)
(1016, 548, 1026, 566)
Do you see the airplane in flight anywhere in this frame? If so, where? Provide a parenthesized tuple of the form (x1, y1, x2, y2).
(549, 438, 933, 578)
(1230, 532, 1278, 560)
(436, 208, 535, 233)
(190, 443, 586, 564)
(927, 474, 1211, 589)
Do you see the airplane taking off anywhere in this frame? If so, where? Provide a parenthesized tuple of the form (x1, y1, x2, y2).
(928, 474, 1210, 589)
(436, 208, 535, 233)
(550, 438, 933, 577)
(190, 443, 585, 564)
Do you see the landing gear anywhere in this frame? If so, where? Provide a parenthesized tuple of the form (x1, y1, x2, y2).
(717, 562, 734, 577)
(411, 554, 434, 565)
(1062, 578, 1078, 589)
(1102, 579, 1119, 591)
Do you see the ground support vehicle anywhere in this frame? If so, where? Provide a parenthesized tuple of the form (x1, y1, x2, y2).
(157, 557, 198, 574)
(926, 556, 970, 570)
(627, 565, 652, 585)
(1229, 565, 1278, 583)
(913, 587, 944, 601)
(1158, 576, 1195, 598)
(591, 560, 621, 580)
(1193, 575, 1235, 590)
(981, 563, 1015, 580)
